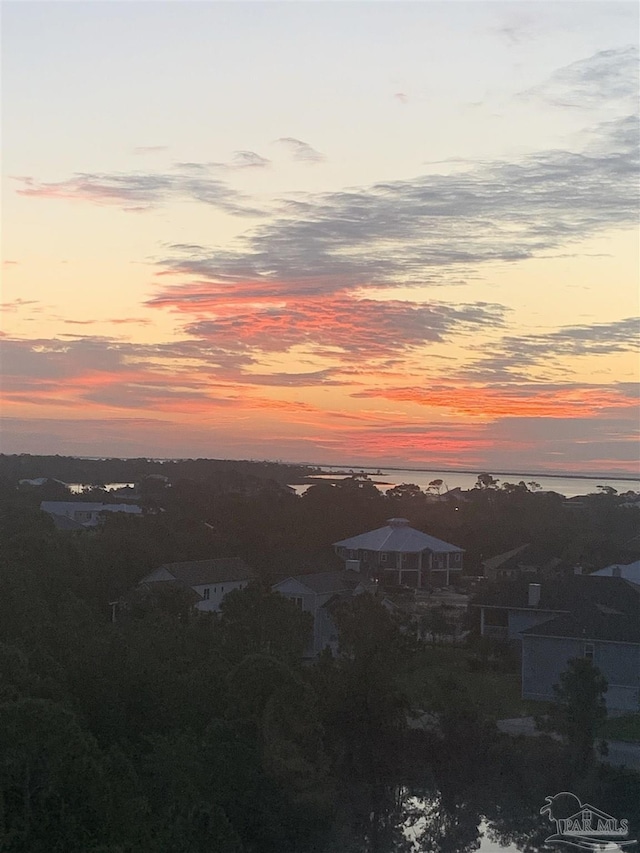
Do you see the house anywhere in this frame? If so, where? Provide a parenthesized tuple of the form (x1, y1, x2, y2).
(474, 574, 640, 712)
(333, 517, 464, 587)
(40, 500, 142, 528)
(521, 609, 640, 712)
(474, 574, 639, 643)
(272, 569, 377, 656)
(136, 557, 253, 613)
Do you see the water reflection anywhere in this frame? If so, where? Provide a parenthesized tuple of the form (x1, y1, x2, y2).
(367, 732, 640, 853)
(405, 804, 521, 853)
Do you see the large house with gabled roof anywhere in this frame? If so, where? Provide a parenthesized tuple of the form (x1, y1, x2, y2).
(272, 569, 378, 656)
(136, 557, 253, 613)
(333, 517, 464, 587)
(521, 607, 640, 712)
(473, 574, 640, 711)
(41, 500, 141, 529)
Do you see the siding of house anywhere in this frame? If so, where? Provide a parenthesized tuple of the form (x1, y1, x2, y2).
(272, 578, 319, 614)
(272, 578, 329, 656)
(522, 635, 640, 712)
(315, 605, 340, 655)
(596, 642, 640, 712)
(192, 579, 247, 612)
(522, 636, 582, 701)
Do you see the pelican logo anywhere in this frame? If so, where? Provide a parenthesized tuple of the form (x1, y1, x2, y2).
(541, 792, 636, 850)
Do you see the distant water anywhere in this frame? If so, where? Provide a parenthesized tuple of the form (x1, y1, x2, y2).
(67, 482, 135, 495)
(302, 467, 640, 499)
(65, 471, 640, 501)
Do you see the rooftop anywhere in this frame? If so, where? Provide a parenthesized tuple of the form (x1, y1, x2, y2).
(474, 574, 640, 616)
(522, 609, 640, 645)
(41, 501, 141, 515)
(334, 518, 463, 554)
(48, 513, 86, 531)
(591, 560, 640, 583)
(152, 557, 252, 587)
(275, 570, 363, 595)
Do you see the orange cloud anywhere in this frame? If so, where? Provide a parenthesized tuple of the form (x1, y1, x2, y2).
(353, 383, 638, 420)
(148, 284, 503, 360)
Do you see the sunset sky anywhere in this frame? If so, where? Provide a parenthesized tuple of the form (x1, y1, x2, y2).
(2, 1, 639, 474)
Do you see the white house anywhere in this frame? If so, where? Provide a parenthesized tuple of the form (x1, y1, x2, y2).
(137, 557, 253, 613)
(272, 570, 375, 656)
(334, 518, 464, 587)
(41, 500, 142, 528)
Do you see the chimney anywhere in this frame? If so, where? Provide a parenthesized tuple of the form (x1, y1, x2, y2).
(528, 583, 541, 607)
(573, 565, 583, 575)
(345, 559, 361, 573)
(612, 565, 622, 578)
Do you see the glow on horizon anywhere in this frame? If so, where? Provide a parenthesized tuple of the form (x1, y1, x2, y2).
(2, 1, 639, 475)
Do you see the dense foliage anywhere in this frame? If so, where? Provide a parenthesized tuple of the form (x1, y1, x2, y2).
(0, 456, 638, 851)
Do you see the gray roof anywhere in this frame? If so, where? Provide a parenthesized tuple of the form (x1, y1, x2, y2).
(48, 513, 86, 531)
(522, 610, 640, 645)
(157, 558, 252, 586)
(41, 501, 141, 515)
(279, 570, 363, 595)
(136, 579, 204, 603)
(475, 575, 640, 615)
(334, 518, 463, 554)
(20, 477, 67, 487)
(482, 544, 530, 572)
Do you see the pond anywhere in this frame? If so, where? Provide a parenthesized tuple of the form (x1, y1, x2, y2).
(359, 730, 640, 853)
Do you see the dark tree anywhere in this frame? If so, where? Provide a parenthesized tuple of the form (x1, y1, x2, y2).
(549, 657, 608, 776)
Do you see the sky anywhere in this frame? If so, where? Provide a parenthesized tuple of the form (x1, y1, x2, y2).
(2, 1, 639, 474)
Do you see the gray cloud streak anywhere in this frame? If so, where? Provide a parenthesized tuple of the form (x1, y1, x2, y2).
(522, 46, 639, 109)
(459, 318, 640, 381)
(157, 113, 638, 296)
(15, 168, 263, 216)
(275, 137, 325, 163)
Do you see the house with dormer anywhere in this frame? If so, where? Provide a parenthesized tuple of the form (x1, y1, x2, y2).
(474, 574, 639, 642)
(333, 518, 464, 587)
(473, 574, 640, 711)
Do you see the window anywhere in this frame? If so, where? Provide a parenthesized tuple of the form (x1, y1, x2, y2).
(380, 553, 388, 563)
(291, 597, 304, 609)
(584, 642, 595, 661)
(203, 588, 210, 600)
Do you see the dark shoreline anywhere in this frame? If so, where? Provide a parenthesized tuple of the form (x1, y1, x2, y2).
(306, 465, 640, 483)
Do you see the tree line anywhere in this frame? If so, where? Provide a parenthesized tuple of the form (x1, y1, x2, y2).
(0, 463, 638, 851)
